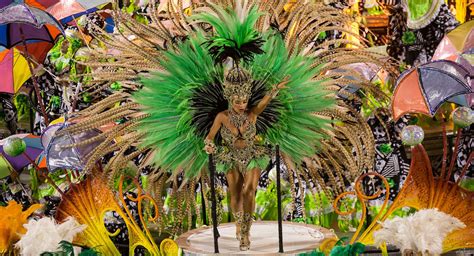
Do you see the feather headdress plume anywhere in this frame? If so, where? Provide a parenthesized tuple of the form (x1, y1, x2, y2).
(192, 4, 264, 64)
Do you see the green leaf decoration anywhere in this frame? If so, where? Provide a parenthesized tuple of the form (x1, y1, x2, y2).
(40, 240, 74, 256)
(78, 248, 100, 256)
(402, 31, 416, 45)
(298, 249, 325, 256)
(329, 245, 345, 256)
(378, 143, 393, 154)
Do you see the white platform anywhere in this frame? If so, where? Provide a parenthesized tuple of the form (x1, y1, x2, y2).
(176, 221, 336, 255)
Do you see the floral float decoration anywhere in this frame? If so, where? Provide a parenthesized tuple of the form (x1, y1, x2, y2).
(0, 201, 41, 253)
(332, 121, 473, 254)
(55, 174, 161, 255)
(15, 216, 86, 256)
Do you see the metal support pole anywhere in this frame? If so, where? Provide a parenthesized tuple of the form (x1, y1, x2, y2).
(276, 145, 284, 253)
(200, 178, 208, 226)
(208, 154, 219, 253)
(19, 27, 49, 125)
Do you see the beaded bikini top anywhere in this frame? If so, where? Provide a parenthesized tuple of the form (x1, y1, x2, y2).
(220, 111, 256, 147)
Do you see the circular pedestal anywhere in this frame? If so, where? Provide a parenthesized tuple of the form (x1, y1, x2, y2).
(176, 221, 336, 255)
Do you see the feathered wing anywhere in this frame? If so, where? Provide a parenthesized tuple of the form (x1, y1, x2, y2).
(247, 33, 334, 161)
(134, 32, 222, 179)
(135, 4, 334, 178)
(60, 2, 396, 225)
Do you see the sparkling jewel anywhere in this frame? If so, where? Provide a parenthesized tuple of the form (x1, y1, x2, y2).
(452, 107, 473, 128)
(3, 137, 26, 157)
(401, 125, 424, 146)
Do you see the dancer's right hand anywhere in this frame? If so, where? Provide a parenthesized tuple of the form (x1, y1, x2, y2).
(204, 145, 216, 154)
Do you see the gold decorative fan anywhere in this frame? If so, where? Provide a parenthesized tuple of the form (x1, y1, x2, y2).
(335, 128, 474, 253)
(56, 175, 161, 255)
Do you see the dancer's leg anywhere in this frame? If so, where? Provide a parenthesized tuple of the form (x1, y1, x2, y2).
(226, 169, 244, 239)
(240, 167, 261, 250)
(242, 167, 260, 214)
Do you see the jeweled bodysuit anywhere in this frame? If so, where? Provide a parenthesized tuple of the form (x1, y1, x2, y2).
(216, 111, 268, 173)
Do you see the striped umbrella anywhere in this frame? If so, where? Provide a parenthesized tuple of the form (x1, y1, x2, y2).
(0, 3, 64, 48)
(392, 60, 473, 120)
(0, 2, 65, 124)
(0, 48, 32, 94)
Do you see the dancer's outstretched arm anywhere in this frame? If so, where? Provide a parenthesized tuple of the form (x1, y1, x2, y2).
(251, 77, 289, 116)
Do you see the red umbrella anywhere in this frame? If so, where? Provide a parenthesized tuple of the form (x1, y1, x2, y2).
(392, 60, 473, 120)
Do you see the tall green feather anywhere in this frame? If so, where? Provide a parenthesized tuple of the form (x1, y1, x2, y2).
(246, 33, 334, 162)
(192, 4, 264, 64)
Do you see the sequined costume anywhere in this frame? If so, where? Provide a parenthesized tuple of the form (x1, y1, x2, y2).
(215, 111, 270, 173)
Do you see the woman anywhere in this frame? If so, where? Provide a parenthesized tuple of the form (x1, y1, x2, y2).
(203, 67, 289, 250)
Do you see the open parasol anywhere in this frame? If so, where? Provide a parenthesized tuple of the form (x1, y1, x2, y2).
(0, 48, 32, 94)
(433, 20, 474, 75)
(432, 20, 474, 62)
(392, 60, 473, 120)
(0, 2, 65, 124)
(46, 0, 111, 23)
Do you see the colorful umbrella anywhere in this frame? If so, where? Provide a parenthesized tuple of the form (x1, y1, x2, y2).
(392, 60, 473, 120)
(0, 48, 32, 94)
(0, 1, 56, 62)
(46, 0, 111, 23)
(0, 2, 65, 124)
(432, 20, 474, 61)
(43, 122, 105, 172)
(0, 134, 43, 171)
(0, 3, 64, 48)
(0, 155, 15, 179)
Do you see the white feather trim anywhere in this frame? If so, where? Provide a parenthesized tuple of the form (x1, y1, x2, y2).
(374, 208, 466, 255)
(15, 217, 86, 256)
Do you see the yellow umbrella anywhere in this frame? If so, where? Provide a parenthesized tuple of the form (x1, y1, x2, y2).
(0, 48, 32, 94)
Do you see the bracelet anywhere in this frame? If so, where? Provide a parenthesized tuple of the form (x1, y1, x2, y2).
(204, 139, 216, 153)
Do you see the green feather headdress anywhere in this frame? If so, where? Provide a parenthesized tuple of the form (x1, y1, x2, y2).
(192, 4, 265, 64)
